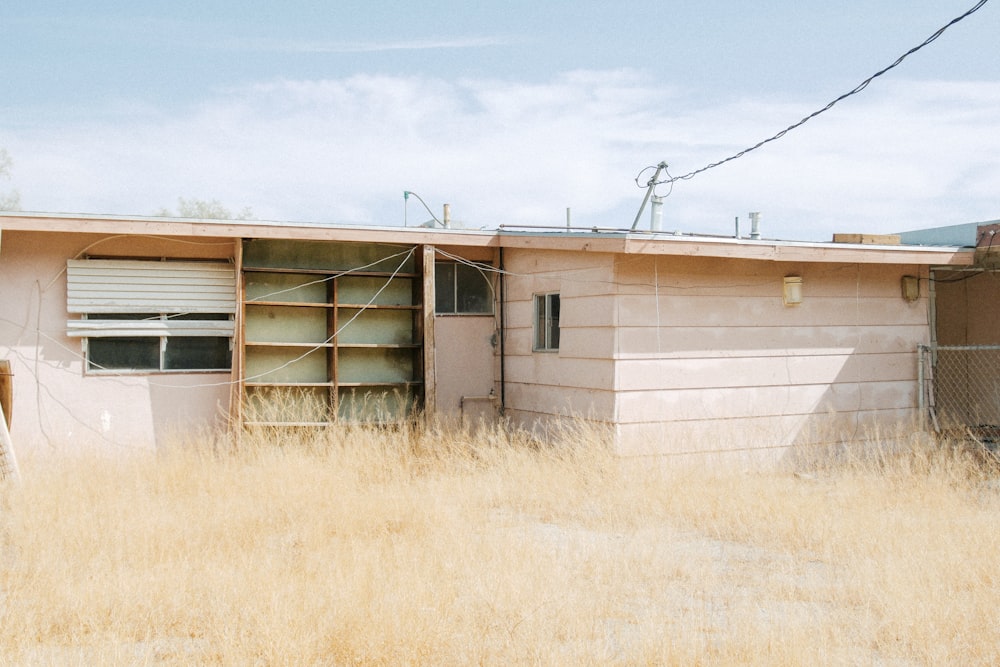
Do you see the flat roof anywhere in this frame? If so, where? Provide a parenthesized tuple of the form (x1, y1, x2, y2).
(0, 211, 975, 266)
(898, 220, 1000, 248)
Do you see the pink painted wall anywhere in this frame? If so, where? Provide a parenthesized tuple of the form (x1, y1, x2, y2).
(430, 246, 500, 424)
(501, 247, 931, 462)
(0, 230, 234, 452)
(612, 255, 929, 459)
(501, 249, 617, 433)
(433, 316, 497, 422)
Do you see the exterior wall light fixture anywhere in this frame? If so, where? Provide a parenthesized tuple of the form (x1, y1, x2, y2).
(901, 275, 920, 302)
(783, 276, 803, 306)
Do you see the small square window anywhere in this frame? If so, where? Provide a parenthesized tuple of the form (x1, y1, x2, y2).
(533, 293, 560, 352)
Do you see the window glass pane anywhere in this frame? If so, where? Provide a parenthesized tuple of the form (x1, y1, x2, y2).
(165, 337, 232, 371)
(435, 263, 456, 314)
(533, 294, 560, 351)
(456, 264, 492, 314)
(548, 294, 560, 350)
(534, 295, 546, 349)
(168, 313, 232, 321)
(88, 337, 159, 370)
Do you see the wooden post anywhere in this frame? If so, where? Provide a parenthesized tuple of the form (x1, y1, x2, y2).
(0, 360, 20, 483)
(421, 245, 436, 419)
(0, 360, 12, 431)
(229, 240, 244, 448)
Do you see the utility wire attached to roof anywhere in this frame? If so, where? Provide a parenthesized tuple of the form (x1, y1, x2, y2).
(403, 190, 444, 227)
(640, 0, 990, 189)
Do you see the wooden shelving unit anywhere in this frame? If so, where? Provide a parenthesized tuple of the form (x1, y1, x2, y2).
(239, 240, 425, 426)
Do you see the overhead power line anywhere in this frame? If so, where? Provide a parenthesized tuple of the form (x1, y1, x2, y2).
(643, 0, 990, 188)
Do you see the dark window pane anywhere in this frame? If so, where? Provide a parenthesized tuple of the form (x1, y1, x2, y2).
(88, 337, 159, 370)
(435, 263, 456, 314)
(534, 295, 546, 349)
(169, 313, 232, 321)
(456, 264, 492, 314)
(548, 294, 560, 350)
(533, 294, 560, 351)
(165, 337, 232, 371)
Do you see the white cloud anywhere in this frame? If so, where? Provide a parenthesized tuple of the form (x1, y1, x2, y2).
(5, 72, 1000, 239)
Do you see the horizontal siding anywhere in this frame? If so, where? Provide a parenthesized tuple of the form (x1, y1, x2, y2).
(614, 255, 921, 298)
(67, 260, 237, 314)
(503, 249, 616, 294)
(505, 356, 612, 391)
(615, 294, 926, 328)
(615, 407, 918, 458)
(504, 293, 617, 329)
(616, 351, 917, 391)
(505, 326, 614, 358)
(504, 384, 615, 421)
(617, 324, 927, 357)
(617, 380, 917, 424)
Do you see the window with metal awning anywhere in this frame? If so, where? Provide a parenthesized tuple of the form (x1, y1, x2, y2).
(65, 259, 236, 372)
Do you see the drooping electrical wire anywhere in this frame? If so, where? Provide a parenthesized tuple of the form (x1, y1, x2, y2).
(639, 0, 990, 189)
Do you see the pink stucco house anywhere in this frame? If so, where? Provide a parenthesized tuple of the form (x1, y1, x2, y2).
(0, 211, 981, 464)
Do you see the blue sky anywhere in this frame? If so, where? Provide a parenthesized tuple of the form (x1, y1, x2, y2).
(1, 1, 998, 240)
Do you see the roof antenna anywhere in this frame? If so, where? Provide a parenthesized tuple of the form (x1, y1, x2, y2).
(631, 161, 668, 231)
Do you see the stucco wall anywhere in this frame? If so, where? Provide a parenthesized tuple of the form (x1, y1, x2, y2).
(501, 249, 617, 431)
(0, 230, 235, 452)
(612, 255, 930, 458)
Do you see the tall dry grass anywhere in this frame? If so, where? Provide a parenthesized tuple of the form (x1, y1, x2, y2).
(2, 420, 1000, 665)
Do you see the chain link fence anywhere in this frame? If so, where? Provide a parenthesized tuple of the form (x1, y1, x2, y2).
(919, 344, 1000, 444)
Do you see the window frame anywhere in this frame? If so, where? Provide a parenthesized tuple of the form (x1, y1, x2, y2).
(81, 313, 234, 374)
(434, 260, 494, 316)
(533, 292, 560, 352)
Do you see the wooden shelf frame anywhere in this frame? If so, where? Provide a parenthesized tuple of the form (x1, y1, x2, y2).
(239, 242, 431, 426)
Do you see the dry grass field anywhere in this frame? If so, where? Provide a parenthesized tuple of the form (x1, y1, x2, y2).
(2, 420, 1000, 665)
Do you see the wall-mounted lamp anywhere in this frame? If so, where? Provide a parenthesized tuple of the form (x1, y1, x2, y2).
(783, 276, 803, 306)
(901, 275, 920, 302)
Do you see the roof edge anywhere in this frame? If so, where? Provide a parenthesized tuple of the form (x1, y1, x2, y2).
(0, 211, 975, 265)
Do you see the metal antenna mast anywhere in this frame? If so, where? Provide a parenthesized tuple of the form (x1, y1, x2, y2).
(630, 161, 668, 231)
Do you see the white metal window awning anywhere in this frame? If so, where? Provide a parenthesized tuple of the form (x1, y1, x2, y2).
(66, 259, 237, 315)
(66, 319, 234, 338)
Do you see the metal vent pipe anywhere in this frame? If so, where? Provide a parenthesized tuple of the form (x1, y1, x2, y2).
(749, 211, 761, 240)
(650, 196, 663, 232)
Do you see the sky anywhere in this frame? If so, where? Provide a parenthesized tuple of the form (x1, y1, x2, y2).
(1, 0, 998, 241)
